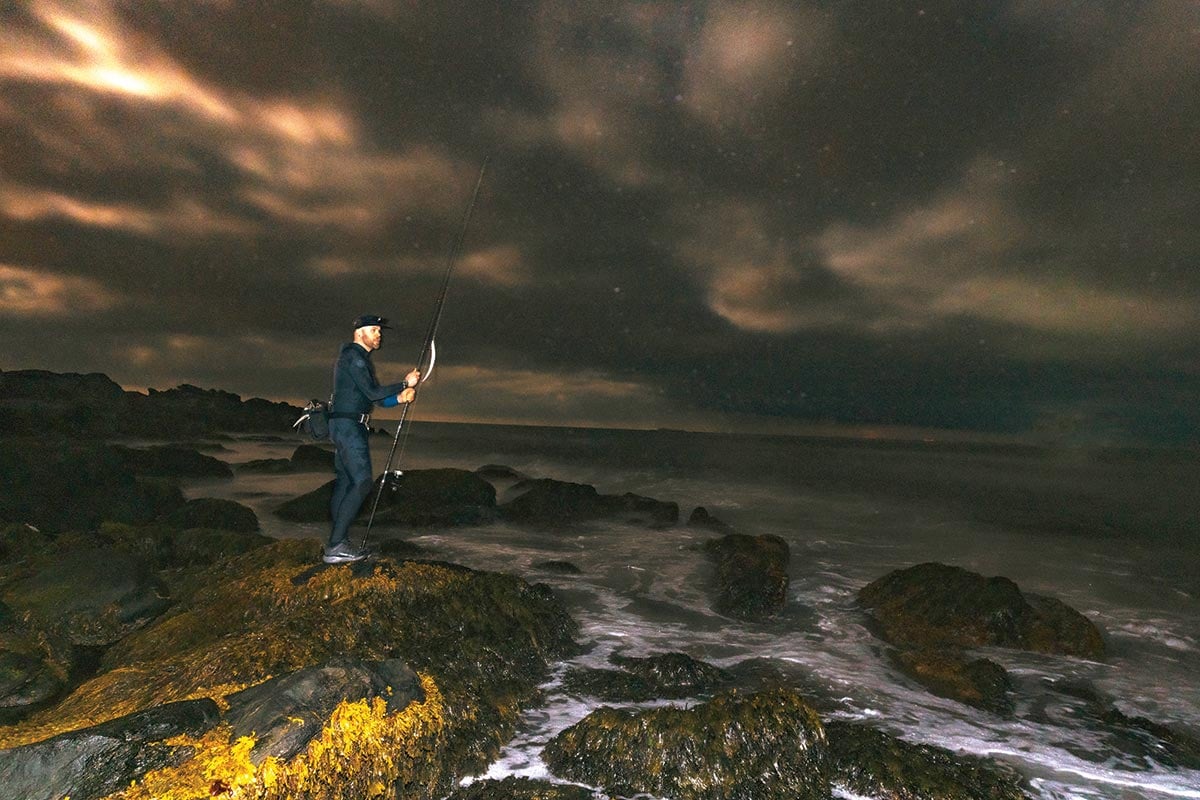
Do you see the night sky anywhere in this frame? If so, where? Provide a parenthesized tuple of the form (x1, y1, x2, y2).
(2, 1, 1197, 442)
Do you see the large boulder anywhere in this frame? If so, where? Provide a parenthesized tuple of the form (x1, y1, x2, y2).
(1, 548, 169, 646)
(275, 469, 497, 527)
(0, 541, 579, 799)
(290, 444, 335, 471)
(112, 444, 233, 479)
(163, 497, 260, 533)
(499, 479, 678, 528)
(858, 563, 1105, 658)
(688, 506, 735, 534)
(889, 648, 1013, 715)
(0, 370, 127, 439)
(563, 652, 732, 702)
(225, 657, 423, 763)
(704, 533, 790, 620)
(0, 440, 186, 532)
(825, 721, 1031, 800)
(543, 688, 829, 800)
(0, 698, 220, 800)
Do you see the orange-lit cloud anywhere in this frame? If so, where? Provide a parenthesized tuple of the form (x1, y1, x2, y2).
(458, 245, 527, 288)
(0, 263, 119, 316)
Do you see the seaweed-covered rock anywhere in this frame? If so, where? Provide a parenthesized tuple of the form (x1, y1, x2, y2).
(1, 548, 169, 646)
(564, 652, 731, 702)
(0, 612, 73, 723)
(276, 469, 497, 527)
(704, 533, 790, 621)
(824, 721, 1031, 800)
(0, 440, 186, 532)
(858, 563, 1105, 658)
(688, 506, 735, 534)
(225, 657, 423, 763)
(499, 479, 679, 528)
(0, 541, 578, 799)
(100, 522, 273, 571)
(162, 498, 260, 533)
(0, 698, 220, 800)
(543, 688, 829, 800)
(532, 560, 582, 575)
(447, 777, 597, 800)
(889, 648, 1014, 715)
(112, 444, 233, 479)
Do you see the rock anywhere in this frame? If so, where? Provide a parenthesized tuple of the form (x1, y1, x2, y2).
(0, 698, 219, 800)
(499, 479, 678, 528)
(290, 444, 335, 471)
(0, 612, 73, 723)
(532, 560, 582, 575)
(2, 548, 169, 646)
(858, 563, 1106, 658)
(704, 533, 790, 621)
(276, 469, 497, 527)
(113, 444, 233, 478)
(163, 497, 260, 533)
(543, 688, 829, 800)
(0, 541, 579, 798)
(688, 506, 735, 534)
(376, 538, 429, 558)
(0, 440, 186, 533)
(447, 777, 597, 800)
(564, 652, 731, 702)
(824, 721, 1031, 800)
(475, 464, 529, 482)
(225, 657, 422, 763)
(889, 648, 1014, 715)
(100, 522, 273, 570)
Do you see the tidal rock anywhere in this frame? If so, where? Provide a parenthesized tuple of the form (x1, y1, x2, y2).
(162, 497, 260, 533)
(112, 444, 233, 478)
(564, 652, 732, 702)
(825, 721, 1031, 800)
(704, 533, 790, 620)
(225, 657, 422, 763)
(0, 697, 219, 800)
(290, 444, 335, 471)
(0, 440, 186, 532)
(276, 469, 497, 527)
(889, 648, 1014, 715)
(858, 563, 1105, 658)
(2, 548, 169, 646)
(543, 688, 829, 800)
(0, 613, 72, 723)
(688, 506, 735, 534)
(447, 777, 597, 800)
(237, 457, 294, 474)
(499, 479, 679, 528)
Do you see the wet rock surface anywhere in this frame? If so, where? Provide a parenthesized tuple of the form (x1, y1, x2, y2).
(564, 651, 731, 702)
(889, 648, 1014, 715)
(225, 657, 423, 763)
(825, 720, 1031, 800)
(162, 497, 260, 532)
(858, 562, 1105, 658)
(688, 506, 735, 534)
(499, 478, 679, 528)
(446, 777, 598, 800)
(112, 444, 233, 479)
(704, 533, 790, 620)
(0, 613, 72, 723)
(543, 687, 829, 800)
(0, 697, 220, 800)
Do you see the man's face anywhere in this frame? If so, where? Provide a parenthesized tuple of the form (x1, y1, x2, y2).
(360, 325, 382, 351)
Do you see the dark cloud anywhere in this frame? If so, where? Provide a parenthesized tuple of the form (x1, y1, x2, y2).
(1, 0, 1197, 442)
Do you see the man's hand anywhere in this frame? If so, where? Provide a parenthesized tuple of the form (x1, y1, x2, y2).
(405, 369, 421, 388)
(398, 387, 416, 404)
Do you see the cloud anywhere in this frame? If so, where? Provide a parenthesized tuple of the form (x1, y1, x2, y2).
(0, 262, 120, 316)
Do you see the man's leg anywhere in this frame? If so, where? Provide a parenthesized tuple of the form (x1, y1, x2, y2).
(328, 420, 373, 549)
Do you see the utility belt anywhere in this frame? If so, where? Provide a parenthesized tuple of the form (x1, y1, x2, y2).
(327, 411, 371, 426)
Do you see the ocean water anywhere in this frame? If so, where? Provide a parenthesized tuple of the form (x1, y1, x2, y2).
(185, 422, 1200, 800)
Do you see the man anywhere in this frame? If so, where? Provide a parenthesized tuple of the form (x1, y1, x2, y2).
(324, 314, 420, 564)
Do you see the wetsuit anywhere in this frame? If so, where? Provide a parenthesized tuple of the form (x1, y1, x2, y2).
(327, 342, 407, 548)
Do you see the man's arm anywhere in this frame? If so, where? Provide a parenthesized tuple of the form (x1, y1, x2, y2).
(346, 355, 407, 403)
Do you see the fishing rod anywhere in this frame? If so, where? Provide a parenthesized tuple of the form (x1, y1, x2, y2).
(361, 156, 490, 547)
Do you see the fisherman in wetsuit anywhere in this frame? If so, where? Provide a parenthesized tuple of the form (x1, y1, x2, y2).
(323, 314, 420, 564)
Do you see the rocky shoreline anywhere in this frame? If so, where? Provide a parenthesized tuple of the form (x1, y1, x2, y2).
(1, 370, 1196, 799)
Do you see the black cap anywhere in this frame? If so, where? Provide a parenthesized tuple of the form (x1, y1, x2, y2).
(352, 314, 392, 330)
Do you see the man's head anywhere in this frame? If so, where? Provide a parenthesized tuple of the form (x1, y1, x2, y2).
(352, 314, 391, 352)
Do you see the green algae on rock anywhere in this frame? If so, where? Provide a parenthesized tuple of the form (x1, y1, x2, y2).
(858, 562, 1105, 658)
(543, 687, 829, 800)
(825, 721, 1032, 800)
